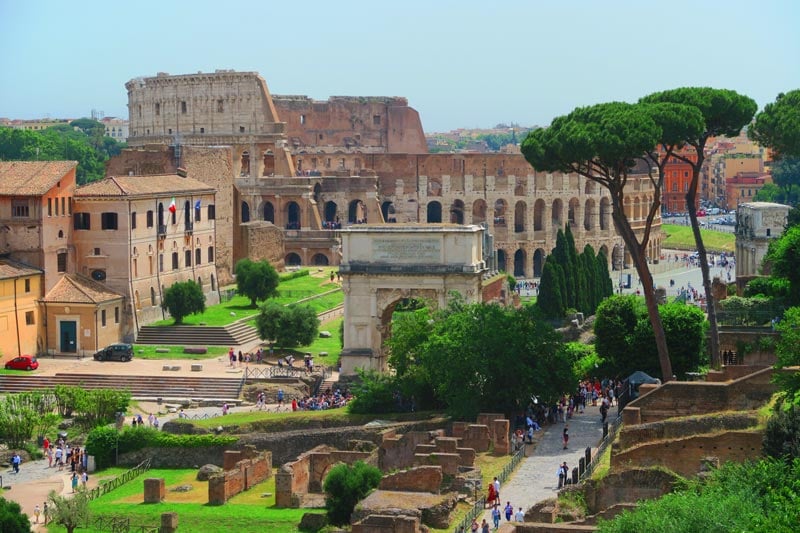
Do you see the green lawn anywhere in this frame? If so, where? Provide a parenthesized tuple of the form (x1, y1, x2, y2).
(246, 316, 343, 367)
(662, 224, 735, 253)
(152, 273, 341, 327)
(132, 345, 230, 360)
(45, 468, 320, 533)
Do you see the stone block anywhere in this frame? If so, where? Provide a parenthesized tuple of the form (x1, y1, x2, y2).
(184, 347, 208, 354)
(155, 348, 170, 353)
(143, 478, 165, 503)
(428, 452, 460, 475)
(461, 424, 490, 453)
(492, 419, 510, 455)
(451, 421, 468, 438)
(622, 407, 641, 426)
(456, 447, 476, 466)
(379, 465, 442, 493)
(160, 512, 178, 533)
(434, 437, 458, 453)
(191, 364, 203, 371)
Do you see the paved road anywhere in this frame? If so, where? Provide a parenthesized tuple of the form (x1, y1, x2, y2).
(482, 404, 605, 526)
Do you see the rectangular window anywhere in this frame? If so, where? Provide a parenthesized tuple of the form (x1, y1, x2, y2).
(61, 197, 66, 216)
(131, 212, 137, 229)
(217, 100, 224, 112)
(208, 204, 215, 220)
(101, 212, 118, 230)
(147, 210, 154, 228)
(68, 197, 72, 215)
(101, 309, 106, 327)
(185, 250, 192, 267)
(172, 252, 179, 270)
(12, 198, 29, 218)
(373, 115, 381, 125)
(25, 311, 34, 326)
(48, 198, 52, 216)
(208, 246, 214, 263)
(57, 252, 67, 273)
(195, 248, 201, 265)
(300, 114, 306, 125)
(24, 278, 30, 292)
(115, 306, 119, 324)
(159, 254, 164, 272)
(73, 213, 91, 230)
(239, 126, 245, 133)
(200, 127, 205, 134)
(181, 101, 187, 114)
(155, 103, 160, 115)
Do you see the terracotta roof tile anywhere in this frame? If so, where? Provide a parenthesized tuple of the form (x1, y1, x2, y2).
(0, 161, 77, 196)
(0, 259, 43, 280)
(76, 174, 215, 198)
(42, 274, 124, 304)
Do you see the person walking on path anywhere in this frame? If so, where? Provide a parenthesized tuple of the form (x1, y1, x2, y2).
(33, 504, 41, 524)
(515, 507, 524, 522)
(493, 477, 500, 501)
(481, 518, 490, 533)
(504, 501, 513, 521)
(71, 471, 79, 492)
(557, 461, 569, 489)
(491, 504, 501, 529)
(562, 426, 569, 449)
(11, 452, 21, 473)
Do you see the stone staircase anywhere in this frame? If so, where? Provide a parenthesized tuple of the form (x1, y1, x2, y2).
(135, 321, 260, 347)
(0, 372, 242, 401)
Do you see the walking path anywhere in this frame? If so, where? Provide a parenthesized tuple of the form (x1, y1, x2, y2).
(482, 404, 605, 527)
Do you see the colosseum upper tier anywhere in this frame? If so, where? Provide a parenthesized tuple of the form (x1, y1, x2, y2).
(120, 70, 661, 281)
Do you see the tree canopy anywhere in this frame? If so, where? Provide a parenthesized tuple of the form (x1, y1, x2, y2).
(235, 258, 280, 307)
(773, 306, 800, 409)
(750, 89, 800, 159)
(0, 497, 30, 533)
(47, 490, 90, 533)
(521, 100, 677, 380)
(766, 225, 800, 306)
(0, 121, 125, 184)
(375, 299, 575, 419)
(161, 280, 206, 324)
(255, 301, 319, 348)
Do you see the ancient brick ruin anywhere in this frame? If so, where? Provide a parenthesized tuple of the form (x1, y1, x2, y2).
(207, 447, 272, 505)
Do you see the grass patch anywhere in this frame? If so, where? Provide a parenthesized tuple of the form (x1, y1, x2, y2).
(661, 224, 735, 253)
(152, 273, 341, 327)
(45, 468, 320, 533)
(0, 368, 41, 375)
(249, 317, 343, 367)
(132, 345, 229, 360)
(590, 444, 612, 481)
(190, 409, 444, 432)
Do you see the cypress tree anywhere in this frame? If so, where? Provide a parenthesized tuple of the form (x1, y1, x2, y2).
(582, 245, 598, 312)
(538, 259, 564, 318)
(553, 229, 575, 308)
(596, 250, 614, 299)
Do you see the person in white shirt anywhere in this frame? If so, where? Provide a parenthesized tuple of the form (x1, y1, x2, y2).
(515, 507, 524, 522)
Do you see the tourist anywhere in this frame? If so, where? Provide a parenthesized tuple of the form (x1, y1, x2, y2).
(228, 347, 235, 367)
(504, 501, 513, 521)
(33, 504, 41, 524)
(481, 519, 490, 533)
(43, 502, 49, 525)
(486, 483, 497, 508)
(11, 452, 21, 474)
(148, 413, 155, 427)
(43, 436, 50, 455)
(55, 446, 63, 470)
(562, 426, 569, 449)
(493, 477, 500, 500)
(557, 461, 569, 489)
(222, 402, 229, 416)
(491, 504, 501, 528)
(82, 470, 89, 487)
(515, 507, 524, 522)
(277, 388, 284, 407)
(470, 518, 479, 532)
(71, 471, 79, 492)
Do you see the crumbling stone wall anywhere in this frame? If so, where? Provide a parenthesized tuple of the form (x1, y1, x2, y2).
(240, 221, 285, 269)
(208, 448, 272, 505)
(275, 445, 371, 508)
(622, 366, 776, 424)
(351, 514, 421, 533)
(610, 430, 763, 477)
(617, 413, 760, 451)
(583, 468, 679, 515)
(379, 466, 442, 493)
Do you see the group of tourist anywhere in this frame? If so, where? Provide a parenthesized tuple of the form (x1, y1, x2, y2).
(42, 435, 88, 475)
(131, 412, 160, 429)
(473, 478, 524, 532)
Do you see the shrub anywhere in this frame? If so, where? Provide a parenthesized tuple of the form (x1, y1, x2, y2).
(280, 269, 310, 281)
(86, 426, 239, 468)
(323, 461, 382, 526)
(162, 280, 206, 324)
(763, 406, 800, 460)
(0, 497, 31, 533)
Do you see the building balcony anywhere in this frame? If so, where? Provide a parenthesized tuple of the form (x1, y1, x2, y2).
(157, 225, 167, 238)
(184, 222, 194, 235)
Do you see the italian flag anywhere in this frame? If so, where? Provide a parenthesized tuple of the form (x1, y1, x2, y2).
(168, 197, 176, 213)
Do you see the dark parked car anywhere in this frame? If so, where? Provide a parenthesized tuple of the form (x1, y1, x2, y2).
(94, 343, 133, 362)
(4, 355, 39, 370)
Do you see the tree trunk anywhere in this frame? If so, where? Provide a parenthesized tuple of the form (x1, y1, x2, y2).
(611, 209, 674, 381)
(686, 172, 721, 369)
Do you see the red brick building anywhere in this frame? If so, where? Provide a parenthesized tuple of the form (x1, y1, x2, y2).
(662, 150, 699, 213)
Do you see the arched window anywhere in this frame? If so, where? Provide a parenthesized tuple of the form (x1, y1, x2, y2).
(426, 201, 442, 223)
(241, 201, 250, 223)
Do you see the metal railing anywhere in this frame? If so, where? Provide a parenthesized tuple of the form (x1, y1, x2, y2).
(86, 458, 151, 502)
(580, 414, 622, 482)
(245, 366, 308, 380)
(452, 445, 525, 532)
(90, 515, 159, 533)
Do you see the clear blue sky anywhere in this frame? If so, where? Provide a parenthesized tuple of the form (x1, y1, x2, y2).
(1, 0, 798, 132)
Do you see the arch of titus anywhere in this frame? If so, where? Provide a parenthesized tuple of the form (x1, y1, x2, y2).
(339, 225, 492, 375)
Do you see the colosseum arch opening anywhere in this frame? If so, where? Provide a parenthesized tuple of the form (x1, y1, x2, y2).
(427, 201, 442, 223)
(534, 199, 545, 231)
(472, 199, 487, 224)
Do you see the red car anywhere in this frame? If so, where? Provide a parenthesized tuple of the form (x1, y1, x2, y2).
(4, 355, 39, 371)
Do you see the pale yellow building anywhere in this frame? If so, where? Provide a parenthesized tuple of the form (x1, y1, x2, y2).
(41, 274, 124, 357)
(0, 260, 43, 359)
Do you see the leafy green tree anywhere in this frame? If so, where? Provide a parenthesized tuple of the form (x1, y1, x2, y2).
(769, 157, 800, 205)
(766, 226, 800, 305)
(750, 89, 800, 159)
(0, 394, 38, 447)
(0, 497, 31, 533)
(47, 490, 90, 533)
(522, 101, 689, 380)
(74, 389, 131, 428)
(161, 280, 206, 324)
(255, 302, 319, 348)
(754, 182, 785, 203)
(641, 88, 757, 369)
(763, 406, 800, 460)
(773, 306, 800, 408)
(235, 258, 280, 307)
(323, 461, 382, 526)
(386, 301, 574, 418)
(594, 295, 641, 375)
(744, 277, 790, 299)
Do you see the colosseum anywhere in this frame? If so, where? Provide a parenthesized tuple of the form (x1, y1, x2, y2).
(118, 70, 662, 282)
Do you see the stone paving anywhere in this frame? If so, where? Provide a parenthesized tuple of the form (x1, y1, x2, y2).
(482, 404, 605, 527)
